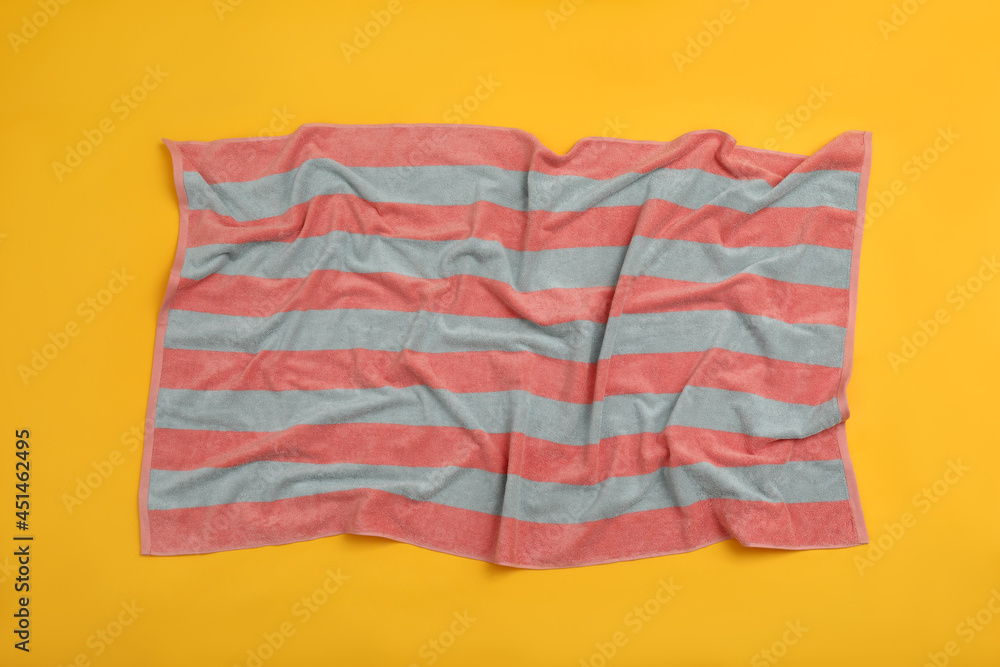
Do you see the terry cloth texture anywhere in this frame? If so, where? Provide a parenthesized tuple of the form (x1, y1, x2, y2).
(140, 123, 872, 568)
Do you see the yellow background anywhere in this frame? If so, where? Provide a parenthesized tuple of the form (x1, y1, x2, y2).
(2, 0, 998, 665)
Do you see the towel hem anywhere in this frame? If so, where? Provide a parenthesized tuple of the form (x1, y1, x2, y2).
(159, 122, 814, 161)
(143, 521, 869, 569)
(833, 130, 872, 544)
(138, 139, 191, 555)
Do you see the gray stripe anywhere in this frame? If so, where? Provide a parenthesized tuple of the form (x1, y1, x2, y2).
(147, 459, 850, 521)
(635, 237, 850, 289)
(163, 308, 846, 368)
(181, 233, 852, 290)
(608, 311, 845, 368)
(184, 162, 860, 222)
(164, 308, 604, 363)
(154, 385, 841, 443)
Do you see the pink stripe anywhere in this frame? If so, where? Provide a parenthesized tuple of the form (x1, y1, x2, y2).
(173, 125, 865, 187)
(186, 196, 858, 250)
(149, 422, 843, 479)
(170, 271, 847, 326)
(607, 352, 838, 405)
(172, 272, 615, 325)
(160, 347, 838, 406)
(161, 348, 598, 403)
(623, 275, 849, 326)
(146, 490, 864, 565)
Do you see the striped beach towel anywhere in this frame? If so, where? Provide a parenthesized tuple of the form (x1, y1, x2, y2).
(140, 123, 871, 567)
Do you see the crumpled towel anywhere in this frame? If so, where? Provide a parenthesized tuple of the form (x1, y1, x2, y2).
(139, 123, 871, 568)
